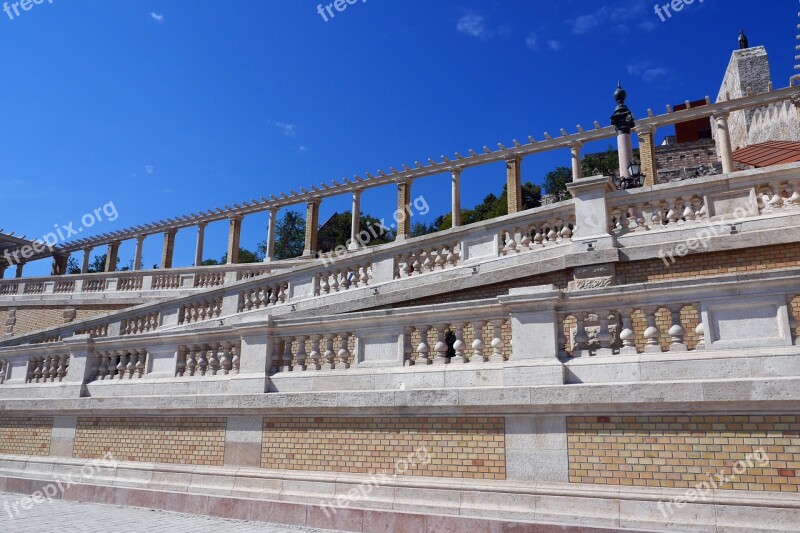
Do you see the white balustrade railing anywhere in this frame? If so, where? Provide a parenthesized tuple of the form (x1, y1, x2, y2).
(54, 280, 76, 294)
(315, 264, 371, 296)
(396, 242, 461, 278)
(120, 312, 160, 335)
(93, 349, 147, 380)
(25, 353, 70, 383)
(23, 282, 45, 294)
(177, 341, 240, 377)
(238, 282, 288, 312)
(75, 324, 108, 338)
(195, 271, 225, 288)
(118, 276, 144, 291)
(179, 298, 223, 325)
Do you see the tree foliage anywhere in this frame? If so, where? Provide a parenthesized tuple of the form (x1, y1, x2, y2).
(258, 210, 306, 260)
(317, 212, 395, 253)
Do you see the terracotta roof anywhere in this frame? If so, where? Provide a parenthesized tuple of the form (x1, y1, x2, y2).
(732, 141, 800, 168)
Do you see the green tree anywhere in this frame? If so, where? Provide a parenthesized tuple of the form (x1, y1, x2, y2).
(218, 248, 263, 265)
(201, 258, 220, 266)
(259, 210, 306, 260)
(544, 167, 573, 202)
(317, 212, 396, 253)
(66, 257, 81, 274)
(87, 253, 116, 273)
(431, 182, 542, 233)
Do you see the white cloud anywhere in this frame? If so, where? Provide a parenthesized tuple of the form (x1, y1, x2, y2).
(270, 121, 297, 138)
(457, 13, 490, 39)
(150, 12, 164, 23)
(145, 165, 154, 175)
(547, 39, 562, 52)
(525, 33, 538, 50)
(298, 145, 307, 154)
(627, 62, 669, 82)
(569, 2, 653, 35)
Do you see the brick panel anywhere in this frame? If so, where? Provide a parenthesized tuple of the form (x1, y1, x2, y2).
(6, 305, 130, 336)
(73, 416, 226, 466)
(568, 415, 800, 492)
(262, 416, 506, 479)
(0, 416, 53, 456)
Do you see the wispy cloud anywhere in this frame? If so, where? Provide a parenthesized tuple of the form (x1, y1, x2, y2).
(298, 145, 307, 154)
(150, 12, 164, 23)
(525, 33, 538, 50)
(270, 121, 297, 138)
(457, 13, 490, 39)
(569, 1, 654, 35)
(145, 165, 154, 175)
(627, 62, 669, 83)
(547, 39, 562, 52)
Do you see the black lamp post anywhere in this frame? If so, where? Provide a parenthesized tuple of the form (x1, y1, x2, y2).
(623, 160, 643, 189)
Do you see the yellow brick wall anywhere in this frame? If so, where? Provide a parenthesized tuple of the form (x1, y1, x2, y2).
(5, 305, 130, 336)
(262, 416, 506, 479)
(73, 417, 226, 466)
(0, 416, 53, 456)
(568, 415, 800, 491)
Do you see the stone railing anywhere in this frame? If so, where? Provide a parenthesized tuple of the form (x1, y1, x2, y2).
(179, 298, 223, 325)
(176, 341, 241, 377)
(120, 312, 160, 336)
(0, 262, 302, 300)
(498, 203, 576, 256)
(92, 348, 148, 381)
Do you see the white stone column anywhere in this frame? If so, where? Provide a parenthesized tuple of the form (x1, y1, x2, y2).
(617, 132, 633, 178)
(714, 112, 735, 173)
(81, 248, 92, 274)
(451, 168, 462, 227)
(349, 190, 361, 250)
(570, 143, 583, 181)
(133, 235, 145, 271)
(194, 223, 206, 266)
(264, 209, 277, 262)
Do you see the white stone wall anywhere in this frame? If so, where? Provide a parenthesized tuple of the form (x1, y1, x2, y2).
(747, 99, 800, 144)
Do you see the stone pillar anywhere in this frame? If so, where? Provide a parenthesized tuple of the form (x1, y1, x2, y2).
(569, 143, 583, 182)
(566, 174, 617, 252)
(227, 216, 243, 265)
(81, 248, 92, 274)
(15, 263, 24, 278)
(133, 235, 145, 271)
(396, 180, 412, 240)
(617, 132, 634, 178)
(105, 241, 120, 272)
(51, 253, 69, 276)
(506, 156, 523, 214)
(349, 190, 361, 250)
(194, 223, 206, 267)
(304, 199, 321, 256)
(611, 83, 635, 179)
(451, 168, 462, 227)
(636, 125, 658, 186)
(714, 112, 735, 173)
(264, 209, 277, 262)
(161, 229, 177, 269)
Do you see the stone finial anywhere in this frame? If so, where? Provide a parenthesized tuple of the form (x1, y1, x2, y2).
(610, 82, 635, 134)
(738, 30, 749, 50)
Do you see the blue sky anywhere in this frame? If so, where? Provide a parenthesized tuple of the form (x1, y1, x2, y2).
(1, 0, 794, 276)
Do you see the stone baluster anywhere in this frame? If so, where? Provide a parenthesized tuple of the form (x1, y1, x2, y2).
(668, 305, 688, 352)
(278, 284, 287, 303)
(294, 336, 307, 371)
(416, 326, 431, 365)
(308, 335, 322, 371)
(221, 342, 232, 374)
(470, 321, 486, 363)
(176, 346, 187, 377)
(505, 231, 518, 254)
(126, 351, 136, 379)
(337, 333, 351, 370)
(643, 308, 662, 353)
(341, 269, 352, 290)
(55, 354, 68, 382)
(788, 181, 800, 207)
(560, 222, 573, 242)
(768, 181, 785, 209)
(208, 343, 220, 375)
(187, 346, 198, 376)
(269, 285, 279, 305)
(433, 324, 449, 365)
(281, 338, 294, 372)
(451, 323, 466, 364)
(618, 209, 631, 234)
(533, 225, 544, 247)
(650, 201, 663, 227)
(197, 345, 208, 376)
(359, 265, 369, 285)
(695, 322, 706, 351)
(330, 272, 340, 293)
(597, 311, 614, 356)
(323, 334, 336, 370)
(98, 351, 110, 380)
(546, 223, 558, 245)
(619, 309, 638, 355)
(40, 356, 51, 382)
(489, 320, 504, 363)
(135, 350, 146, 378)
(666, 199, 679, 225)
(573, 312, 590, 358)
(683, 198, 696, 223)
(556, 313, 568, 359)
(232, 343, 240, 373)
(446, 245, 457, 267)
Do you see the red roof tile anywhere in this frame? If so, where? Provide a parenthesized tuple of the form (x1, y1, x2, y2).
(732, 141, 800, 168)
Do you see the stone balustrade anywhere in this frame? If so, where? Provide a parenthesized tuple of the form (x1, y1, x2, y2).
(179, 298, 223, 325)
(25, 353, 70, 383)
(92, 349, 148, 381)
(314, 264, 371, 296)
(120, 312, 160, 336)
(238, 281, 289, 312)
(177, 341, 241, 377)
(500, 205, 576, 256)
(396, 242, 461, 278)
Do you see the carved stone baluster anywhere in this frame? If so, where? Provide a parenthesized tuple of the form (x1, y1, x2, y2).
(40, 356, 51, 383)
(323, 334, 336, 370)
(619, 309, 638, 355)
(294, 336, 307, 371)
(187, 346, 198, 376)
(489, 320, 505, 363)
(520, 228, 531, 250)
(451, 323, 466, 364)
(446, 245, 457, 267)
(597, 311, 614, 356)
(650, 201, 663, 227)
(533, 225, 544, 248)
(668, 306, 688, 352)
(619, 210, 631, 234)
(337, 333, 351, 370)
(505, 231, 518, 254)
(695, 322, 706, 351)
(270, 285, 279, 305)
(416, 326, 431, 365)
(342, 269, 352, 290)
(330, 272, 340, 293)
(666, 199, 679, 226)
(208, 343, 220, 375)
(643, 308, 662, 354)
(176, 346, 187, 377)
(556, 313, 568, 359)
(269, 339, 281, 374)
(126, 351, 137, 379)
(472, 321, 486, 363)
(282, 337, 294, 372)
(135, 350, 146, 378)
(573, 313, 590, 358)
(360, 265, 370, 285)
(683, 198, 696, 223)
(278, 284, 287, 303)
(560, 223, 573, 242)
(197, 345, 208, 376)
(547, 223, 559, 245)
(308, 335, 322, 371)
(433, 324, 449, 365)
(116, 351, 127, 380)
